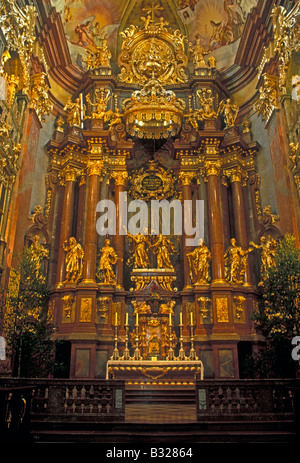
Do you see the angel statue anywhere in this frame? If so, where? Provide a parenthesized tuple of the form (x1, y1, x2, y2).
(218, 98, 239, 128)
(127, 232, 150, 268)
(224, 238, 253, 284)
(63, 237, 84, 284)
(249, 236, 277, 280)
(86, 88, 110, 120)
(151, 234, 175, 269)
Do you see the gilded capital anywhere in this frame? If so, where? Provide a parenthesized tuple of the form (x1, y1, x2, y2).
(204, 160, 221, 177)
(224, 166, 248, 185)
(179, 171, 196, 186)
(58, 166, 79, 185)
(87, 160, 105, 178)
(111, 170, 128, 186)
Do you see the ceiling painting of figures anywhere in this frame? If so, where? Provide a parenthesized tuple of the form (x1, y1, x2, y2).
(50, 0, 259, 70)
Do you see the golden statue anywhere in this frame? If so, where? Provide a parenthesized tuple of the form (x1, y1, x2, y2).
(189, 38, 209, 68)
(86, 88, 110, 120)
(218, 98, 239, 128)
(224, 238, 253, 284)
(151, 234, 175, 269)
(127, 232, 150, 268)
(63, 237, 84, 284)
(159, 300, 176, 315)
(187, 239, 211, 284)
(28, 235, 49, 276)
(63, 97, 83, 127)
(132, 300, 151, 314)
(197, 89, 217, 119)
(96, 238, 119, 285)
(249, 236, 277, 279)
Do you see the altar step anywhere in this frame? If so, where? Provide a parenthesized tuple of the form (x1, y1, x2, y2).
(125, 385, 196, 405)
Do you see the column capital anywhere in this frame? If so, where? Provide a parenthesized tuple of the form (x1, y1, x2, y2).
(87, 160, 106, 179)
(224, 166, 248, 186)
(179, 171, 196, 186)
(203, 160, 222, 179)
(111, 170, 128, 186)
(58, 166, 81, 185)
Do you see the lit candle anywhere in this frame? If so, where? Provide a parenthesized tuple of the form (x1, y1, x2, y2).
(190, 311, 193, 325)
(180, 312, 182, 325)
(126, 312, 128, 326)
(169, 312, 172, 326)
(115, 312, 118, 326)
(136, 312, 138, 325)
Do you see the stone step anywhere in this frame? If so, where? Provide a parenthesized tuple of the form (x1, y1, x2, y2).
(125, 388, 195, 404)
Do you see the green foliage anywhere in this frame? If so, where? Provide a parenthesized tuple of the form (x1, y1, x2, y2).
(251, 234, 300, 377)
(2, 248, 61, 377)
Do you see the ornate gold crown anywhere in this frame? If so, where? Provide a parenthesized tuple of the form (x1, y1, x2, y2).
(122, 77, 185, 139)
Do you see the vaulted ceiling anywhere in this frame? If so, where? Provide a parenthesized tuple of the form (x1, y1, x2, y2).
(36, 0, 272, 115)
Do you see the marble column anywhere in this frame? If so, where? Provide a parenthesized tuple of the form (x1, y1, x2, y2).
(82, 161, 104, 284)
(112, 171, 128, 289)
(180, 172, 195, 289)
(228, 167, 251, 284)
(56, 167, 77, 286)
(205, 161, 226, 283)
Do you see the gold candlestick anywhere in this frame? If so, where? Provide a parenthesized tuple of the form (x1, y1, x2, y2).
(134, 316, 141, 360)
(111, 318, 120, 360)
(167, 315, 175, 360)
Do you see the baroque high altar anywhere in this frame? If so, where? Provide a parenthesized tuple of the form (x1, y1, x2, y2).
(1, 0, 299, 381)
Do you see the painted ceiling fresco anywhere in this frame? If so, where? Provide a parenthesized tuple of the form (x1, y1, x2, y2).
(50, 0, 259, 70)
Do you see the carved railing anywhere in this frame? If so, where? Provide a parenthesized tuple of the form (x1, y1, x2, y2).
(196, 379, 298, 421)
(0, 379, 125, 423)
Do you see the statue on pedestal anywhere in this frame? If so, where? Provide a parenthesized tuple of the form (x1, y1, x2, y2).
(96, 238, 119, 285)
(224, 238, 253, 284)
(249, 236, 277, 279)
(63, 237, 84, 284)
(28, 234, 49, 276)
(187, 239, 211, 284)
(127, 232, 150, 268)
(151, 233, 175, 269)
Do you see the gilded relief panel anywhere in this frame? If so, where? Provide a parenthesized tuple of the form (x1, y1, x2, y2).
(62, 294, 75, 323)
(79, 297, 93, 322)
(215, 296, 229, 323)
